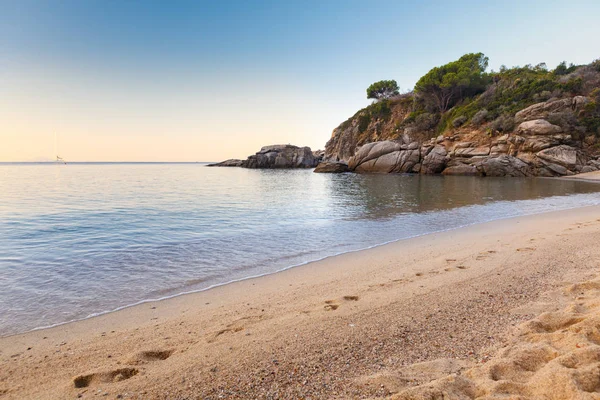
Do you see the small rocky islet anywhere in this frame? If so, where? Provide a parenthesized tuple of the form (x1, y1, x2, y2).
(210, 55, 600, 177)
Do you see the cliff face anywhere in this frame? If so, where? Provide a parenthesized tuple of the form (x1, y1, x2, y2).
(324, 97, 415, 162)
(322, 61, 600, 176)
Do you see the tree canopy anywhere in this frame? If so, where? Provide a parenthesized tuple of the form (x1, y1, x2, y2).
(367, 80, 399, 100)
(415, 53, 489, 113)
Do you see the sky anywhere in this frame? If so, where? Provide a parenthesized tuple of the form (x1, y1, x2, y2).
(1, 0, 600, 162)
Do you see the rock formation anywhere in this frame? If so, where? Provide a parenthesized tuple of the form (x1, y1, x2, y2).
(209, 145, 322, 169)
(321, 95, 600, 176)
(206, 159, 243, 167)
(313, 162, 350, 173)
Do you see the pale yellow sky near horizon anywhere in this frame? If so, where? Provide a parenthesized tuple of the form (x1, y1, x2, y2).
(0, 68, 346, 162)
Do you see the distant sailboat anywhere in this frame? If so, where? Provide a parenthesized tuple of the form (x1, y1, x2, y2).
(55, 133, 67, 164)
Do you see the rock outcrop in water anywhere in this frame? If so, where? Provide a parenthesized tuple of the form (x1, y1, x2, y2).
(313, 162, 350, 173)
(207, 159, 244, 167)
(208, 145, 322, 169)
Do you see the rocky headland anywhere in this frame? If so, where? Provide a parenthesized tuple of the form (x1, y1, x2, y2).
(210, 56, 600, 178)
(317, 56, 600, 177)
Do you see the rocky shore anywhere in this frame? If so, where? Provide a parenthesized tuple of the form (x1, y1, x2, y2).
(317, 96, 600, 177)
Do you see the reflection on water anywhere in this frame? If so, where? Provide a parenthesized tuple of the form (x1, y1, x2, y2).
(0, 163, 599, 336)
(323, 174, 600, 219)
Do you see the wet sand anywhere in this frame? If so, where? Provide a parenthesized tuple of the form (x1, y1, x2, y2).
(2, 204, 600, 399)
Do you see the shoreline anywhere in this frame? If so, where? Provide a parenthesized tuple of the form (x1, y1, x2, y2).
(5, 184, 600, 340)
(3, 203, 600, 398)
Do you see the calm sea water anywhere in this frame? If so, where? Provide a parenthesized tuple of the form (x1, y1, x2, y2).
(1, 163, 600, 336)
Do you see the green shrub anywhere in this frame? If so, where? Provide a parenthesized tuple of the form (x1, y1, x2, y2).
(414, 112, 440, 131)
(562, 77, 584, 94)
(368, 100, 391, 118)
(490, 114, 515, 132)
(554, 61, 577, 76)
(452, 115, 467, 128)
(580, 101, 600, 136)
(404, 110, 425, 124)
(358, 114, 371, 132)
(547, 111, 579, 131)
(472, 109, 489, 125)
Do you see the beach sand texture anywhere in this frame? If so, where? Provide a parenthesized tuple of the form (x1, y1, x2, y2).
(2, 205, 600, 399)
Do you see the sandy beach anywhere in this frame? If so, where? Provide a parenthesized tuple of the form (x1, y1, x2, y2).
(2, 203, 600, 399)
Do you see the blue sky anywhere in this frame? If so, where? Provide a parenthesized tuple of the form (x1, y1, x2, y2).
(2, 0, 600, 161)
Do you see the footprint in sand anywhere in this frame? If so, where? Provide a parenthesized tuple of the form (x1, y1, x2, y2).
(73, 368, 139, 388)
(324, 300, 339, 311)
(415, 272, 424, 277)
(456, 265, 468, 270)
(517, 247, 536, 252)
(126, 349, 173, 365)
(324, 296, 359, 311)
(208, 315, 262, 342)
(476, 251, 496, 261)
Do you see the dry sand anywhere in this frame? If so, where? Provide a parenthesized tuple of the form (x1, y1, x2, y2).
(2, 204, 600, 399)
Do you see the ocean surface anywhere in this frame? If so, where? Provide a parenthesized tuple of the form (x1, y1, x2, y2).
(1, 163, 600, 336)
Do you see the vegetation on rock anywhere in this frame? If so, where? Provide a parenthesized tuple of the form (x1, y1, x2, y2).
(325, 54, 600, 172)
(415, 52, 489, 113)
(366, 80, 399, 100)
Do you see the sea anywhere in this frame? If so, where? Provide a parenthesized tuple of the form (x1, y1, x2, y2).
(1, 162, 600, 336)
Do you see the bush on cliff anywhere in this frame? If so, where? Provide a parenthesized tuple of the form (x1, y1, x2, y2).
(415, 52, 490, 113)
(367, 80, 400, 100)
(554, 61, 577, 76)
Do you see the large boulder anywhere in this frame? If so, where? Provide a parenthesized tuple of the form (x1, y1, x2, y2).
(479, 155, 533, 177)
(420, 145, 448, 174)
(313, 162, 350, 173)
(348, 141, 420, 173)
(517, 119, 562, 136)
(515, 97, 588, 123)
(242, 145, 319, 169)
(348, 141, 403, 170)
(521, 134, 572, 153)
(536, 145, 583, 175)
(442, 164, 481, 176)
(312, 150, 325, 163)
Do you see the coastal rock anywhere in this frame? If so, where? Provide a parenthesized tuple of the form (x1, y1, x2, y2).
(348, 141, 403, 170)
(515, 98, 579, 123)
(313, 162, 350, 173)
(536, 145, 582, 174)
(516, 119, 562, 136)
(454, 146, 490, 157)
(521, 135, 571, 153)
(420, 145, 447, 174)
(312, 150, 325, 162)
(242, 145, 319, 169)
(347, 141, 421, 173)
(442, 164, 480, 176)
(479, 155, 533, 177)
(207, 159, 244, 167)
(490, 143, 509, 156)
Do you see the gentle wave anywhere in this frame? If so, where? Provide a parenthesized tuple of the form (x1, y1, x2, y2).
(1, 164, 599, 336)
